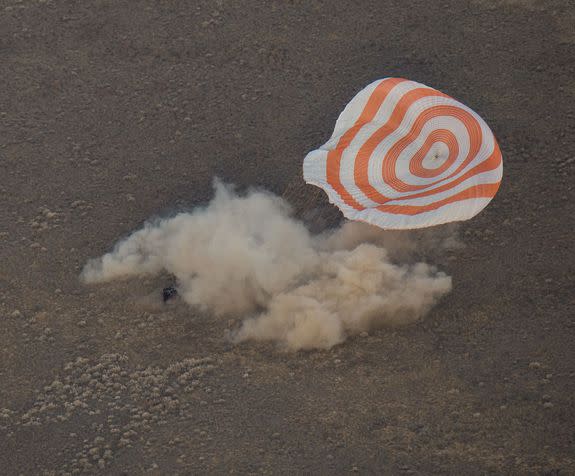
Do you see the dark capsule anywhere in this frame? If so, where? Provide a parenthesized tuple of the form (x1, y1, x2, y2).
(162, 286, 178, 303)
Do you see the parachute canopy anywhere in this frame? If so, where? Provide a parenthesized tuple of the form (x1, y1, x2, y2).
(303, 78, 503, 229)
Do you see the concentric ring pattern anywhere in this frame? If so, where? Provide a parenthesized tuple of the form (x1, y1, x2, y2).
(303, 78, 503, 229)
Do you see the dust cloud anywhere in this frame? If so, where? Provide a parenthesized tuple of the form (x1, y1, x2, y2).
(81, 180, 453, 350)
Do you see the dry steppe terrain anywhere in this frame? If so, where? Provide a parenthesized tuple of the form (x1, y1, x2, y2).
(1, 0, 574, 474)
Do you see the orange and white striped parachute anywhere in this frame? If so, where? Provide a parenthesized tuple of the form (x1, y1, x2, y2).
(303, 78, 503, 229)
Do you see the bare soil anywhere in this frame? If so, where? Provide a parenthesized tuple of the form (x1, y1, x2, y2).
(1, 0, 574, 474)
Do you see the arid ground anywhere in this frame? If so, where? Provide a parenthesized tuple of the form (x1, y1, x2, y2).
(1, 0, 574, 474)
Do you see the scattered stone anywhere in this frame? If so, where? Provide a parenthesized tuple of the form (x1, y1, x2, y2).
(1, 353, 217, 474)
(118, 438, 130, 448)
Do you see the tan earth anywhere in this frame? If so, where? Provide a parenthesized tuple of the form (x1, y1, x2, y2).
(1, 0, 574, 474)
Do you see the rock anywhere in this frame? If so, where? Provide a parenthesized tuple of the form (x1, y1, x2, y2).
(6, 353, 218, 468)
(118, 438, 130, 448)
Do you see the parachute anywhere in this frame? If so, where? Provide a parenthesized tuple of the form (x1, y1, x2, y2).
(303, 78, 503, 229)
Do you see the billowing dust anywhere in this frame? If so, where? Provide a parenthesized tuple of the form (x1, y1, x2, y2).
(82, 181, 454, 350)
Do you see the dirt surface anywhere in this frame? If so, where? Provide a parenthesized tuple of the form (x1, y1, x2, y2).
(1, 0, 574, 474)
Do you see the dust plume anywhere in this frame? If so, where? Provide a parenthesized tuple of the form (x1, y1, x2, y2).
(81, 180, 453, 350)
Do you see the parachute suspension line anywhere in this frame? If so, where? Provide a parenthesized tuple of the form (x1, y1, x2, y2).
(281, 176, 319, 214)
(282, 175, 343, 228)
(282, 178, 321, 203)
